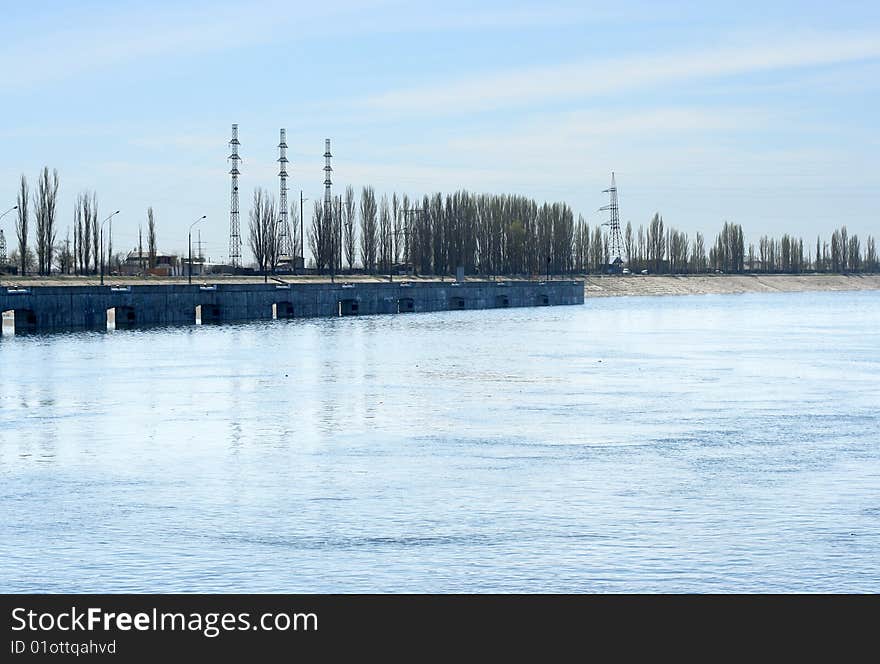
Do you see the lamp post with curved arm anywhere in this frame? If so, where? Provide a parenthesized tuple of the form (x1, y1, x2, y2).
(0, 205, 18, 283)
(188, 216, 206, 285)
(100, 210, 120, 286)
(299, 191, 308, 275)
(0, 205, 17, 223)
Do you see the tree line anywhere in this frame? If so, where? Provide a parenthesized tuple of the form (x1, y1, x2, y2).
(284, 187, 879, 276)
(6, 170, 160, 276)
(5, 172, 878, 277)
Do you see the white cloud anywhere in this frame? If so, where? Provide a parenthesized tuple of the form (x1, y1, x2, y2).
(0, 0, 377, 89)
(363, 32, 880, 114)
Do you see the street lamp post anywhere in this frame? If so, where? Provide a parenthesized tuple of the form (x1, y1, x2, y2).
(0, 205, 17, 223)
(399, 208, 421, 280)
(267, 218, 283, 284)
(99, 210, 120, 286)
(0, 206, 18, 284)
(390, 224, 410, 284)
(300, 191, 308, 275)
(188, 216, 206, 285)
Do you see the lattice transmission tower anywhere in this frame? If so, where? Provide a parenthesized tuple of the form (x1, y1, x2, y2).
(0, 230, 6, 264)
(278, 128, 292, 259)
(323, 138, 332, 216)
(600, 172, 624, 267)
(228, 124, 242, 267)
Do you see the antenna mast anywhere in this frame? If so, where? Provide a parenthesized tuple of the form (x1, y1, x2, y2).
(228, 124, 242, 267)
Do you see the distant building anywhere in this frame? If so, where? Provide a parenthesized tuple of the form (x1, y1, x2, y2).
(121, 250, 178, 276)
(602, 257, 624, 274)
(275, 255, 305, 272)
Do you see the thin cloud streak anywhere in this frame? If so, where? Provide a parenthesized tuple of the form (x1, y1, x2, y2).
(0, 1, 377, 89)
(364, 32, 880, 114)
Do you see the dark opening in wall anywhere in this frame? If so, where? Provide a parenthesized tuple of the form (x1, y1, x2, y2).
(273, 302, 295, 319)
(1, 309, 37, 335)
(196, 304, 222, 324)
(107, 306, 136, 330)
(338, 299, 359, 316)
(449, 296, 465, 310)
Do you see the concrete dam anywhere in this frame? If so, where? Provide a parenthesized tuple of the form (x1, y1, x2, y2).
(0, 280, 584, 334)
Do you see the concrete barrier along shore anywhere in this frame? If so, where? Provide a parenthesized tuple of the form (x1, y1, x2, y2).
(0, 280, 584, 335)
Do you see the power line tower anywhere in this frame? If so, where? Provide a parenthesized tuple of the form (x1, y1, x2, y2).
(0, 229, 7, 264)
(323, 139, 333, 275)
(278, 128, 292, 259)
(323, 138, 332, 218)
(228, 124, 242, 268)
(600, 171, 624, 268)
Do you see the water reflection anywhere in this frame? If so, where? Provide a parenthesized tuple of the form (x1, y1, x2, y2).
(1, 291, 879, 592)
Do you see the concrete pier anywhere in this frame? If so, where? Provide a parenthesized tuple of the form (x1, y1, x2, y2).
(0, 280, 583, 334)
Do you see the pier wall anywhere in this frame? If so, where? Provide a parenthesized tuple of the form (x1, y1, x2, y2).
(0, 280, 583, 334)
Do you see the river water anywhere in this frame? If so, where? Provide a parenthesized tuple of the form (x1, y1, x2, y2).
(1, 291, 878, 592)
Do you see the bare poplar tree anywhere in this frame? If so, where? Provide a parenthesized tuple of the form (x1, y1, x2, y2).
(76, 193, 94, 275)
(91, 194, 99, 274)
(247, 188, 280, 282)
(648, 213, 665, 273)
(146, 207, 157, 270)
(690, 232, 707, 273)
(288, 201, 300, 266)
(359, 186, 378, 273)
(590, 226, 603, 272)
(74, 195, 83, 274)
(15, 175, 29, 276)
(391, 193, 402, 266)
(308, 201, 327, 271)
(331, 195, 343, 275)
(33, 167, 59, 275)
(399, 194, 411, 267)
(57, 230, 72, 274)
(343, 185, 357, 270)
(378, 195, 392, 274)
(624, 221, 633, 266)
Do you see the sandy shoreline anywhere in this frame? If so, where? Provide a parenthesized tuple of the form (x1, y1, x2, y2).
(2, 273, 878, 298)
(582, 273, 880, 298)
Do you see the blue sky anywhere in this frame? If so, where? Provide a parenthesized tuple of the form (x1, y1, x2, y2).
(1, 0, 878, 262)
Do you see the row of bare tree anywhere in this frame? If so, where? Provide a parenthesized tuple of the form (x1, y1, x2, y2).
(296, 188, 879, 276)
(298, 189, 578, 276)
(10, 170, 60, 276)
(6, 174, 878, 278)
(8, 170, 161, 277)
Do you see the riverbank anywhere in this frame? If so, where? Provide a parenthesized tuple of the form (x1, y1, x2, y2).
(583, 273, 880, 298)
(2, 272, 878, 297)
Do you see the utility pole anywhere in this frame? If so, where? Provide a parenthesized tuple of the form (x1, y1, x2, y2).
(188, 215, 206, 285)
(300, 190, 307, 274)
(99, 210, 120, 286)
